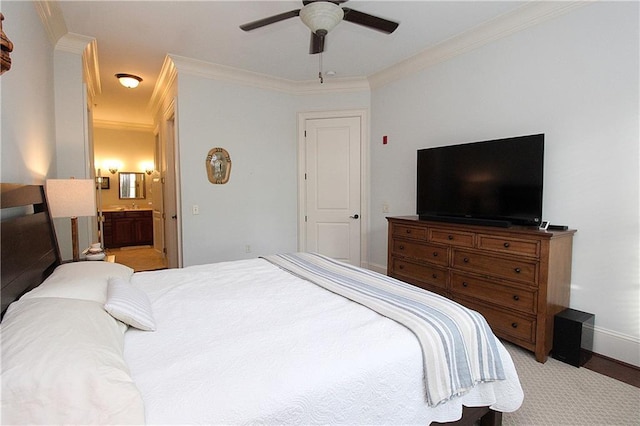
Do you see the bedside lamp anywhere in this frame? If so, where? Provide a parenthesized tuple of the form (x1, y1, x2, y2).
(46, 179, 97, 262)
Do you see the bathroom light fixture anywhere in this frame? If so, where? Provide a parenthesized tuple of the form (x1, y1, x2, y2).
(115, 73, 142, 89)
(140, 161, 154, 175)
(104, 160, 122, 174)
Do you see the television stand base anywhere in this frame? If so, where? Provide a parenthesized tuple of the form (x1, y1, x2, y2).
(418, 215, 511, 228)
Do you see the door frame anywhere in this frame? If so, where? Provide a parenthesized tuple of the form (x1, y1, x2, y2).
(161, 97, 182, 268)
(297, 109, 369, 267)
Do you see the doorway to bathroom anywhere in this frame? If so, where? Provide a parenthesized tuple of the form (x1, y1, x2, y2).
(93, 124, 168, 270)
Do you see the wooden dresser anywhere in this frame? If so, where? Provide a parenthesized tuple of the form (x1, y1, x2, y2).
(387, 216, 576, 362)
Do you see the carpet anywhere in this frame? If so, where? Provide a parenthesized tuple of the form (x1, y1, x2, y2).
(502, 341, 640, 425)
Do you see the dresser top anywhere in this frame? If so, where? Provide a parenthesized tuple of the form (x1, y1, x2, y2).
(387, 216, 576, 238)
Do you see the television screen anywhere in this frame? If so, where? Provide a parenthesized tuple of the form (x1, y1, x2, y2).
(417, 134, 544, 227)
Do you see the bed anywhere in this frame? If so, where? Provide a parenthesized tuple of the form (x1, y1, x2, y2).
(1, 184, 523, 425)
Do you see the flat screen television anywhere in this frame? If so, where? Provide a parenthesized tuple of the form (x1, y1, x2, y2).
(417, 134, 544, 227)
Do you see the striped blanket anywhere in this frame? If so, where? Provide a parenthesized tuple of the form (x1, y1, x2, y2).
(261, 252, 505, 407)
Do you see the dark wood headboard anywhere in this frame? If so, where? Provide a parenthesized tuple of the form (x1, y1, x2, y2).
(1, 184, 61, 317)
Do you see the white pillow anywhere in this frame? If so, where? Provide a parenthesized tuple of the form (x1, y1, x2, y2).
(1, 297, 145, 425)
(20, 261, 134, 304)
(104, 277, 156, 331)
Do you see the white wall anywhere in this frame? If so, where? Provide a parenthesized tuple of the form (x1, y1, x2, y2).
(175, 73, 369, 266)
(176, 76, 298, 265)
(0, 1, 56, 183)
(0, 3, 95, 261)
(369, 2, 639, 365)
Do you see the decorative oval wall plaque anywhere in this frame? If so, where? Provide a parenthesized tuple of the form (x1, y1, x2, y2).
(206, 147, 231, 184)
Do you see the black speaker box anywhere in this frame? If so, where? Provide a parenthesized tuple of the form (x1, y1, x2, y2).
(552, 308, 595, 367)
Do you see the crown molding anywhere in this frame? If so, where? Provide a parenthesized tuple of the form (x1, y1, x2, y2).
(83, 38, 101, 101)
(55, 32, 95, 54)
(93, 119, 155, 132)
(369, 1, 594, 89)
(34, 0, 67, 46)
(167, 54, 369, 95)
(148, 55, 178, 118)
(35, 2, 100, 98)
(292, 76, 370, 94)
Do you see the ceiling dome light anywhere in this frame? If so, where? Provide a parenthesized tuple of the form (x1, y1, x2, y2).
(299, 2, 344, 35)
(115, 73, 142, 89)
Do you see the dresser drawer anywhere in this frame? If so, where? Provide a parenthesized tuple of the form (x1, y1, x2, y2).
(392, 224, 427, 241)
(450, 272, 537, 315)
(392, 240, 448, 266)
(392, 258, 448, 290)
(429, 228, 475, 248)
(452, 249, 538, 285)
(477, 234, 540, 258)
(456, 298, 536, 344)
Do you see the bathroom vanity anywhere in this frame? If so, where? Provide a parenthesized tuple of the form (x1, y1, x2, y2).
(102, 209, 153, 248)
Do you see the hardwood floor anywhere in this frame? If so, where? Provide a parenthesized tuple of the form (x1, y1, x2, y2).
(584, 351, 640, 388)
(106, 246, 167, 272)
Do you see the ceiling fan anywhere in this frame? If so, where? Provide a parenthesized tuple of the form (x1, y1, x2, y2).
(240, 0, 399, 55)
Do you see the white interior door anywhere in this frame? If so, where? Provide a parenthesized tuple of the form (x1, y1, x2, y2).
(305, 116, 361, 265)
(151, 174, 165, 254)
(163, 112, 180, 268)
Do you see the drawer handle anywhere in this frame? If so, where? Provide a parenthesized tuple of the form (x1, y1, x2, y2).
(432, 252, 438, 257)
(511, 322, 518, 328)
(399, 245, 405, 250)
(432, 273, 438, 279)
(504, 242, 510, 248)
(513, 295, 520, 301)
(398, 265, 404, 270)
(406, 229, 412, 234)
(514, 267, 521, 273)
(448, 235, 454, 240)
(462, 282, 469, 287)
(463, 257, 469, 263)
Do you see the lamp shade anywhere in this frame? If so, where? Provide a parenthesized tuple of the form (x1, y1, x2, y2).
(46, 179, 97, 218)
(300, 2, 344, 34)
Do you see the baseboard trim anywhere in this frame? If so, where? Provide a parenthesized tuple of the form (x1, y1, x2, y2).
(367, 262, 386, 275)
(591, 325, 640, 368)
(583, 350, 640, 388)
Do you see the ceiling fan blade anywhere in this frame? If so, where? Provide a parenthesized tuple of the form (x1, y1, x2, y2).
(240, 9, 301, 31)
(342, 8, 399, 34)
(309, 31, 325, 54)
(302, 0, 348, 5)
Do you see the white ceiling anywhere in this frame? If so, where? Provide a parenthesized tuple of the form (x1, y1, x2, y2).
(56, 1, 527, 126)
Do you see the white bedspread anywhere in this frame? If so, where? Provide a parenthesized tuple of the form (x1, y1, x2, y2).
(125, 258, 523, 424)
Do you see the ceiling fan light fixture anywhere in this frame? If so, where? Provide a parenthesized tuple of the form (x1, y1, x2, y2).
(115, 73, 142, 89)
(300, 2, 344, 34)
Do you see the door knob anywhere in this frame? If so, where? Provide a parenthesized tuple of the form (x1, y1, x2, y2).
(171, 214, 177, 219)
(350, 214, 359, 219)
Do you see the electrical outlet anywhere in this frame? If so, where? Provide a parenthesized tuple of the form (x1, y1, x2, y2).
(245, 245, 251, 253)
(192, 205, 199, 215)
(382, 203, 390, 213)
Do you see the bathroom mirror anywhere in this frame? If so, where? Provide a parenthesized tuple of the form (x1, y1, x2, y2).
(119, 172, 146, 199)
